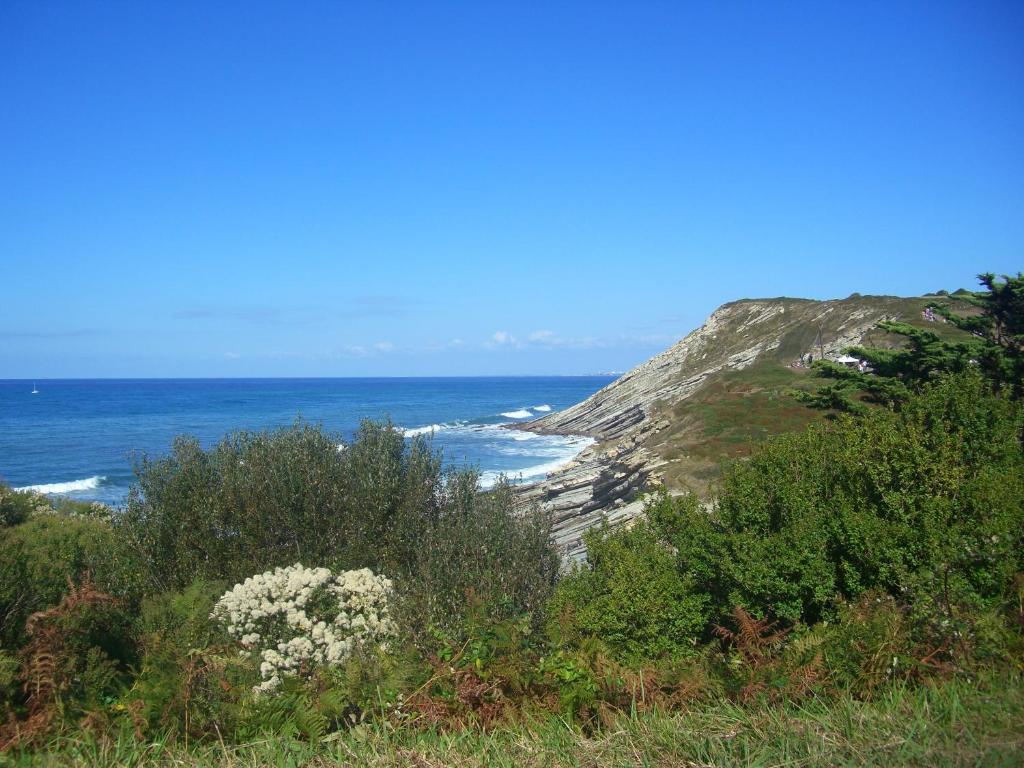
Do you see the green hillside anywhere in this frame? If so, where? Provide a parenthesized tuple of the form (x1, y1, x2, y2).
(645, 294, 979, 492)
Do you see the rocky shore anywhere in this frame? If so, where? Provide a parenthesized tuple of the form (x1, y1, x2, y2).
(513, 294, 931, 560)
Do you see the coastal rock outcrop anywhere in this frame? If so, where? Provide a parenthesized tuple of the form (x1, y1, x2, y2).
(516, 294, 931, 559)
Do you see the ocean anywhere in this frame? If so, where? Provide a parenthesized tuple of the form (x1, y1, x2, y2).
(0, 377, 612, 506)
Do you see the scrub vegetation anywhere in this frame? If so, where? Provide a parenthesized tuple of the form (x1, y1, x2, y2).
(0, 274, 1021, 766)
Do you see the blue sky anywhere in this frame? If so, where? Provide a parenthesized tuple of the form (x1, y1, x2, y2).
(1, 1, 1021, 377)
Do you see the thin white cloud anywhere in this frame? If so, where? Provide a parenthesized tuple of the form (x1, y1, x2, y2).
(485, 329, 676, 351)
(486, 330, 521, 349)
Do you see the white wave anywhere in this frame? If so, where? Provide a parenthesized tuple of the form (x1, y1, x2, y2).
(403, 424, 446, 437)
(500, 409, 533, 419)
(532, 404, 552, 412)
(16, 476, 105, 495)
(496, 443, 583, 458)
(478, 436, 595, 490)
(510, 431, 537, 441)
(478, 470, 503, 490)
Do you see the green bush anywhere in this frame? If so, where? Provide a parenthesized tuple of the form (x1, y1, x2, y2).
(547, 512, 709, 663)
(119, 420, 560, 645)
(400, 476, 559, 643)
(119, 420, 451, 591)
(551, 373, 1023, 669)
(126, 580, 251, 740)
(0, 649, 18, 712)
(235, 647, 423, 741)
(821, 593, 920, 695)
(0, 485, 48, 528)
(0, 580, 137, 744)
(38, 588, 136, 715)
(0, 513, 143, 649)
(656, 372, 1023, 629)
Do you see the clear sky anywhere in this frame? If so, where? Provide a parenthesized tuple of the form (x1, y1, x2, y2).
(1, 1, 1021, 378)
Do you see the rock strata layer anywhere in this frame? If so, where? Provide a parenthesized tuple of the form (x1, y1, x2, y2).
(514, 294, 924, 560)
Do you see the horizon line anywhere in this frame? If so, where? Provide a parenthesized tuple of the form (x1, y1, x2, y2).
(1, 373, 623, 382)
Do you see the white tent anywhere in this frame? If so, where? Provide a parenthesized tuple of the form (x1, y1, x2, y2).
(835, 354, 860, 365)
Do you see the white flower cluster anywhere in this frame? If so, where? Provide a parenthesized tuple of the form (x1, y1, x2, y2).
(211, 563, 397, 694)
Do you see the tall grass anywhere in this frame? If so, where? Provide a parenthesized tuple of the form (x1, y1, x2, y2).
(10, 672, 1023, 767)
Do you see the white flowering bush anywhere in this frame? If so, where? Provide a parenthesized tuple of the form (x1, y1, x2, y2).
(211, 563, 397, 694)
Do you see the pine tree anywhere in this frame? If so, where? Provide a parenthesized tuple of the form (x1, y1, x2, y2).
(797, 272, 1023, 412)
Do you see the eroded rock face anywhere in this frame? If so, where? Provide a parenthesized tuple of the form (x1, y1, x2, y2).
(514, 438, 661, 561)
(515, 294, 923, 560)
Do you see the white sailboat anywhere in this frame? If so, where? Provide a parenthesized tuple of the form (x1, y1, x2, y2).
(31, 382, 39, 394)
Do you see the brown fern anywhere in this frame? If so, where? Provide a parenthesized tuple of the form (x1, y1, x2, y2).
(0, 577, 116, 750)
(714, 606, 790, 666)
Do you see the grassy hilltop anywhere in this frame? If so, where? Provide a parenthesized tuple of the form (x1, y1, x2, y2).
(647, 293, 980, 490)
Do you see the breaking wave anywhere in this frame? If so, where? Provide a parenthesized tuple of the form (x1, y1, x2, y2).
(478, 450, 590, 490)
(500, 409, 533, 419)
(532, 404, 552, 412)
(402, 424, 447, 437)
(16, 476, 105, 495)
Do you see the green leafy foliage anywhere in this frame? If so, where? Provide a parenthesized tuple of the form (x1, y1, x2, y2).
(0, 650, 18, 712)
(547, 511, 709, 663)
(0, 485, 43, 528)
(119, 420, 559, 645)
(125, 580, 248, 740)
(552, 373, 1023, 678)
(235, 648, 423, 741)
(669, 373, 1022, 634)
(935, 272, 1024, 396)
(120, 420, 375, 592)
(0, 580, 136, 749)
(399, 477, 559, 644)
(801, 272, 1024, 411)
(0, 514, 143, 649)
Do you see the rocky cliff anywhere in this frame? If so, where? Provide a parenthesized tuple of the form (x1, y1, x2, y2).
(516, 293, 935, 560)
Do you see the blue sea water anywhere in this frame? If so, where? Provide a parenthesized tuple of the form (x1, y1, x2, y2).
(0, 377, 612, 506)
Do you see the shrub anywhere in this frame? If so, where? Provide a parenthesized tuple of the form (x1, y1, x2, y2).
(0, 650, 17, 712)
(127, 580, 247, 740)
(654, 372, 1023, 634)
(400, 476, 559, 644)
(546, 514, 708, 663)
(211, 564, 397, 694)
(120, 420, 450, 591)
(236, 646, 424, 740)
(0, 514, 142, 649)
(0, 580, 135, 749)
(550, 373, 1022, 672)
(0, 485, 49, 528)
(822, 592, 925, 696)
(120, 420, 560, 645)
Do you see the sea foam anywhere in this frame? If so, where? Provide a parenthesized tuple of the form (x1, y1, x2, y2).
(500, 409, 533, 419)
(478, 435, 594, 490)
(532, 404, 552, 412)
(16, 476, 105, 495)
(403, 424, 446, 437)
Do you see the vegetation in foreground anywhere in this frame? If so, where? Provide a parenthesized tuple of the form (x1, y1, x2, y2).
(0, 273, 1021, 766)
(11, 673, 1024, 767)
